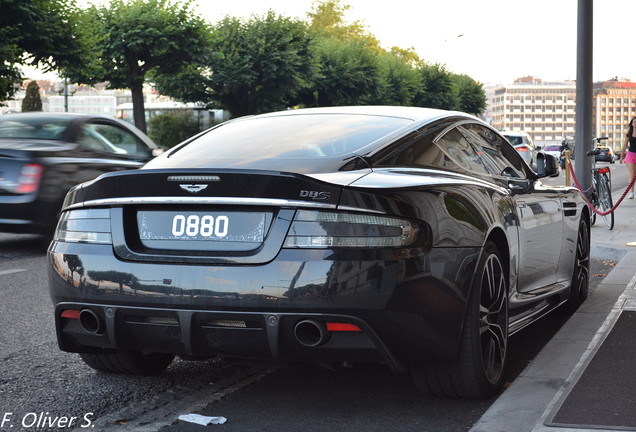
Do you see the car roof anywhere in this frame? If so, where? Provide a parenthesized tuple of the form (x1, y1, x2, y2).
(237, 105, 471, 123)
(0, 112, 106, 122)
(501, 131, 530, 137)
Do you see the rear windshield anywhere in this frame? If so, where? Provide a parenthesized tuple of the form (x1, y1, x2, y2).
(543, 145, 560, 151)
(0, 116, 72, 140)
(504, 136, 523, 145)
(171, 113, 413, 161)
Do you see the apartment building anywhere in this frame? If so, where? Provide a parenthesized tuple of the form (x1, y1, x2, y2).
(490, 77, 576, 147)
(593, 80, 636, 149)
(490, 77, 636, 150)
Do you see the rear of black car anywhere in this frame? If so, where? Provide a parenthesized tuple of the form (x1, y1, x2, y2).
(48, 165, 470, 374)
(48, 108, 505, 399)
(0, 143, 57, 234)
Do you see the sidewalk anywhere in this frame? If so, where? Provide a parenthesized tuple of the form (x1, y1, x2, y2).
(471, 192, 636, 432)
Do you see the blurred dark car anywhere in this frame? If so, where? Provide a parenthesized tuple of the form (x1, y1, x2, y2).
(48, 106, 590, 399)
(0, 112, 160, 237)
(594, 146, 614, 163)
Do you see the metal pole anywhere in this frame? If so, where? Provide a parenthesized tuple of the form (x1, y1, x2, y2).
(63, 78, 69, 112)
(575, 0, 593, 192)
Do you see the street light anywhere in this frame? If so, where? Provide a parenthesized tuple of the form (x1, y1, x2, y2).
(54, 79, 77, 112)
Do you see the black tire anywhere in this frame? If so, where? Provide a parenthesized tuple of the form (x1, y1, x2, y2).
(562, 218, 590, 314)
(411, 241, 508, 399)
(79, 351, 175, 375)
(598, 174, 614, 230)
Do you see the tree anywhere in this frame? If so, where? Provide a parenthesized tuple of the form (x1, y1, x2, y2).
(148, 111, 202, 148)
(21, 81, 43, 112)
(372, 51, 421, 106)
(0, 0, 87, 103)
(452, 74, 486, 115)
(305, 37, 381, 107)
(307, 0, 380, 51)
(414, 63, 459, 110)
(203, 12, 316, 117)
(72, 0, 210, 133)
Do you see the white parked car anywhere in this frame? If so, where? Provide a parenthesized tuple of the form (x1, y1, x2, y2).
(542, 144, 562, 159)
(502, 132, 539, 168)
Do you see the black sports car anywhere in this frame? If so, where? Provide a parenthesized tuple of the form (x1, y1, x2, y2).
(47, 106, 590, 399)
(0, 112, 160, 237)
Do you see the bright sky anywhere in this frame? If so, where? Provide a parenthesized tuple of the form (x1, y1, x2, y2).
(25, 0, 636, 86)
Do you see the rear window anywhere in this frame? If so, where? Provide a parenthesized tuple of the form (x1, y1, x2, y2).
(504, 135, 524, 146)
(543, 145, 560, 151)
(170, 114, 412, 161)
(0, 117, 72, 140)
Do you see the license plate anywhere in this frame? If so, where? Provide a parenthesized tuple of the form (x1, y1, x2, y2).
(137, 211, 267, 250)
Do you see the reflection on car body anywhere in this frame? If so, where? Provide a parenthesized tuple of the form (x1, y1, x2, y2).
(593, 145, 615, 163)
(502, 131, 539, 169)
(47, 106, 590, 399)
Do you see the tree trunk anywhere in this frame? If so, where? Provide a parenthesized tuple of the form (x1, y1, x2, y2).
(130, 78, 147, 133)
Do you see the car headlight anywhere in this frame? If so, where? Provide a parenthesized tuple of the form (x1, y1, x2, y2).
(283, 210, 418, 248)
(54, 209, 112, 244)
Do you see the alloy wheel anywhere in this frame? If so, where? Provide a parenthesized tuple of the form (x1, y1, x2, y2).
(479, 253, 508, 384)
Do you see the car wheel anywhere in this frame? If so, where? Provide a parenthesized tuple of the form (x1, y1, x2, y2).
(562, 217, 590, 314)
(411, 241, 508, 398)
(79, 351, 175, 375)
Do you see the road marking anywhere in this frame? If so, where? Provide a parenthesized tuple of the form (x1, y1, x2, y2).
(0, 269, 26, 276)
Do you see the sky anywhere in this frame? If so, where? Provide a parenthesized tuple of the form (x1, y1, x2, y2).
(25, 0, 636, 86)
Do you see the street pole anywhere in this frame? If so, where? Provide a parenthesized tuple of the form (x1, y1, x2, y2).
(575, 0, 593, 193)
(63, 78, 69, 112)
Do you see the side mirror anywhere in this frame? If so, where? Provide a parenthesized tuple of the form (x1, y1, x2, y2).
(535, 152, 560, 178)
(152, 148, 165, 157)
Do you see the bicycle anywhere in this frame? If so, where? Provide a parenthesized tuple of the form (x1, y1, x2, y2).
(586, 137, 614, 230)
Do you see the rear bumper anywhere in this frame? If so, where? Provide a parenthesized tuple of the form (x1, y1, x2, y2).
(0, 194, 56, 234)
(54, 302, 406, 371)
(48, 241, 481, 366)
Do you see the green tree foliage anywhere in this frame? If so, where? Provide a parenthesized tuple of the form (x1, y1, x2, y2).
(152, 64, 213, 106)
(0, 0, 87, 102)
(147, 112, 202, 148)
(373, 51, 422, 106)
(452, 73, 487, 115)
(304, 0, 385, 107)
(21, 81, 43, 112)
(306, 0, 380, 50)
(306, 38, 381, 107)
(414, 63, 459, 110)
(204, 11, 316, 117)
(72, 0, 210, 133)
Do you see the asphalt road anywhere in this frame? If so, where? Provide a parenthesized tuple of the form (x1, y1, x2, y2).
(0, 225, 616, 432)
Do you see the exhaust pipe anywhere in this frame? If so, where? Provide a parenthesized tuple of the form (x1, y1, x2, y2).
(79, 309, 103, 334)
(294, 319, 329, 347)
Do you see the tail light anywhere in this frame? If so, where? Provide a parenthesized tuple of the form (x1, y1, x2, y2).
(515, 146, 530, 153)
(16, 163, 43, 193)
(283, 210, 418, 248)
(54, 209, 112, 244)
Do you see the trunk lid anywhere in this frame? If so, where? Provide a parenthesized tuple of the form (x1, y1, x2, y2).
(68, 168, 368, 264)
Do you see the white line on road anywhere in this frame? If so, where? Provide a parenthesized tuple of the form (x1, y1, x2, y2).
(0, 269, 27, 276)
